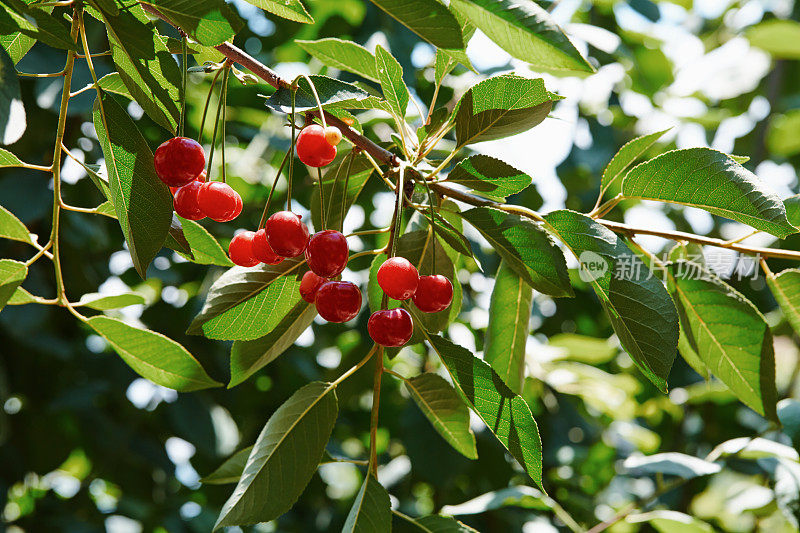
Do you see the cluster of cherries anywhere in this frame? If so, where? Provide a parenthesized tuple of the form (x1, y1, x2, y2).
(155, 137, 243, 222)
(153, 123, 453, 348)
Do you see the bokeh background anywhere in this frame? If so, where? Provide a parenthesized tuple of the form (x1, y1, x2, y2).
(1, 0, 800, 531)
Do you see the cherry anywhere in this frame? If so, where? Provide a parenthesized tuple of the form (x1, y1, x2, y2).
(197, 182, 242, 222)
(315, 281, 361, 323)
(154, 137, 206, 187)
(296, 124, 337, 167)
(368, 308, 413, 347)
(228, 231, 259, 267)
(413, 275, 453, 313)
(265, 211, 309, 257)
(299, 271, 326, 303)
(252, 228, 284, 265)
(324, 126, 342, 146)
(305, 230, 348, 278)
(173, 181, 205, 221)
(377, 257, 419, 300)
(170, 169, 206, 194)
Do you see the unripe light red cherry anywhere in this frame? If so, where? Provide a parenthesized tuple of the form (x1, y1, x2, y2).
(299, 271, 326, 303)
(154, 137, 206, 187)
(173, 181, 205, 221)
(305, 230, 348, 278)
(324, 126, 342, 146)
(265, 211, 309, 257)
(315, 281, 361, 323)
(297, 124, 337, 167)
(377, 257, 419, 300)
(228, 231, 259, 267)
(170, 169, 206, 194)
(252, 228, 284, 265)
(413, 275, 453, 313)
(197, 182, 242, 222)
(368, 308, 413, 347)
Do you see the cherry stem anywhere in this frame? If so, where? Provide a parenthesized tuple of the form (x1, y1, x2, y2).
(199, 67, 223, 142)
(296, 74, 327, 129)
(258, 149, 292, 229)
(368, 345, 384, 476)
(318, 167, 326, 231)
(419, 176, 439, 272)
(287, 87, 297, 212)
(206, 63, 230, 181)
(179, 30, 187, 137)
(339, 150, 356, 230)
(220, 64, 229, 184)
(390, 166, 404, 259)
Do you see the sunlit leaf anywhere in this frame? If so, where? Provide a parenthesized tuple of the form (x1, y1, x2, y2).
(264, 75, 373, 113)
(178, 218, 233, 267)
(375, 45, 409, 119)
(766, 268, 800, 337)
(297, 38, 377, 82)
(0, 259, 27, 312)
(243, 0, 313, 23)
(143, 0, 243, 46)
(747, 19, 800, 59)
(440, 486, 550, 516)
(447, 155, 531, 201)
(76, 292, 146, 310)
(0, 204, 32, 244)
(622, 452, 721, 479)
(600, 128, 669, 193)
(367, 0, 464, 50)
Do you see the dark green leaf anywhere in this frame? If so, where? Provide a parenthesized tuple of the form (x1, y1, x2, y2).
(407, 515, 479, 532)
(229, 302, 316, 387)
(600, 128, 669, 193)
(214, 381, 338, 529)
(485, 260, 532, 394)
(0, 45, 24, 145)
(453, 75, 561, 146)
(667, 260, 777, 420)
(296, 38, 377, 82)
(342, 474, 392, 533)
(622, 148, 796, 238)
(423, 333, 544, 490)
(778, 399, 800, 450)
(450, 0, 593, 73)
(93, 93, 173, 278)
(188, 258, 306, 340)
(201, 446, 254, 485)
(144, 0, 243, 46)
(375, 45, 409, 119)
(404, 373, 477, 459)
(87, 315, 221, 392)
(0, 259, 27, 312)
(243, 0, 313, 23)
(1, 0, 75, 52)
(447, 155, 532, 201)
(0, 204, 32, 244)
(264, 75, 373, 113)
(311, 153, 373, 232)
(461, 207, 572, 297)
(544, 210, 679, 392)
(367, 0, 464, 50)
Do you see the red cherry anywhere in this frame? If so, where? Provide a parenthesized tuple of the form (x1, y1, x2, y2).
(315, 281, 361, 323)
(377, 257, 419, 300)
(173, 181, 205, 221)
(296, 124, 337, 167)
(305, 230, 348, 278)
(368, 308, 413, 347)
(154, 137, 206, 187)
(228, 231, 259, 267)
(252, 229, 284, 265)
(197, 182, 242, 222)
(265, 211, 309, 257)
(299, 271, 326, 303)
(413, 275, 453, 313)
(170, 169, 206, 194)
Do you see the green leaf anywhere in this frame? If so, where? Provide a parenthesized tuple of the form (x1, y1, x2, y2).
(766, 269, 800, 338)
(785, 194, 800, 229)
(404, 373, 477, 459)
(453, 75, 561, 147)
(367, 0, 464, 50)
(178, 218, 233, 266)
(264, 75, 373, 113)
(622, 452, 721, 479)
(622, 148, 796, 238)
(76, 292, 146, 310)
(600, 128, 670, 193)
(0, 44, 24, 145)
(768, 110, 800, 157)
(96, 72, 133, 101)
(709, 437, 798, 462)
(93, 93, 174, 278)
(0, 31, 34, 65)
(375, 45, 409, 120)
(447, 155, 531, 201)
(0, 0, 75, 52)
(98, 3, 181, 132)
(0, 204, 32, 244)
(747, 19, 800, 59)
(243, 0, 313, 23)
(778, 399, 800, 451)
(485, 261, 532, 394)
(311, 153, 374, 232)
(407, 515, 480, 532)
(229, 302, 316, 387)
(7, 286, 34, 305)
(214, 381, 338, 529)
(544, 210, 679, 392)
(449, 0, 593, 73)
(667, 260, 777, 420)
(461, 207, 572, 297)
(0, 147, 23, 167)
(627, 510, 714, 533)
(94, 200, 117, 218)
(296, 39, 377, 82)
(547, 333, 616, 364)
(86, 315, 221, 392)
(0, 259, 27, 312)
(144, 0, 243, 46)
(423, 333, 544, 491)
(188, 258, 306, 340)
(440, 487, 550, 516)
(201, 446, 254, 485)
(342, 474, 392, 533)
